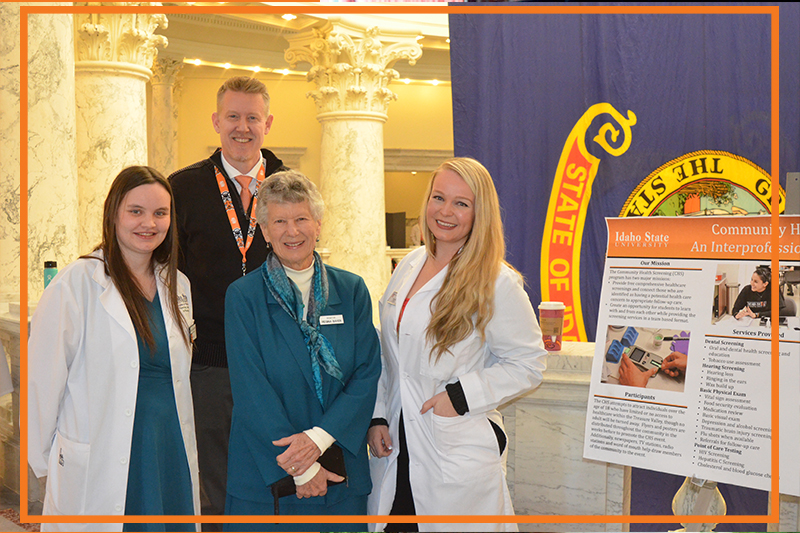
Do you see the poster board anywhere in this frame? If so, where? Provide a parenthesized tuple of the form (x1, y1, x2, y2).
(583, 215, 800, 496)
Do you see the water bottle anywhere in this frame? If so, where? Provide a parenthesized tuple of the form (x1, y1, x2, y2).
(44, 261, 58, 288)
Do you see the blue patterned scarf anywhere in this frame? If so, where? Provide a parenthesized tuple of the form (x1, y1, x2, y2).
(261, 251, 343, 405)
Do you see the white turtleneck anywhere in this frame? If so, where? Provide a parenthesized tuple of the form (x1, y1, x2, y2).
(284, 263, 314, 320)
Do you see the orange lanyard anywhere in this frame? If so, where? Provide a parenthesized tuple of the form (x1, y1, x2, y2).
(214, 162, 266, 275)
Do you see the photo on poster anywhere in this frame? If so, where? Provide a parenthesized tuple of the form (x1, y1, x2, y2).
(712, 262, 799, 328)
(600, 326, 688, 393)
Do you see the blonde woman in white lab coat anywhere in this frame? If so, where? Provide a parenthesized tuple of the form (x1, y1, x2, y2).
(367, 158, 547, 532)
(28, 166, 199, 532)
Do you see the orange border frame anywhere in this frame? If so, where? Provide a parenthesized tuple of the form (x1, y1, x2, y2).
(18, 2, 781, 528)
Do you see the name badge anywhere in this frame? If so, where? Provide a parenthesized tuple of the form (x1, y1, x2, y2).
(320, 315, 344, 325)
(387, 291, 398, 306)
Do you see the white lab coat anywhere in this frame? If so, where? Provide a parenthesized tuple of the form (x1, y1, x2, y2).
(27, 252, 200, 532)
(368, 247, 547, 532)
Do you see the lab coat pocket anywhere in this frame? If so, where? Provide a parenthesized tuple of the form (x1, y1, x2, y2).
(47, 431, 90, 514)
(431, 413, 500, 484)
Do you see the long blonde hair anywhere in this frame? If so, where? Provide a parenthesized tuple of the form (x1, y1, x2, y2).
(420, 157, 514, 362)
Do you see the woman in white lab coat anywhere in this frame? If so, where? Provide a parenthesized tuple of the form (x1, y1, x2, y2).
(28, 166, 199, 532)
(367, 158, 547, 532)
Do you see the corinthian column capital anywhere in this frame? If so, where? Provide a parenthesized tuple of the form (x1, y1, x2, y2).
(74, 4, 168, 70)
(285, 23, 422, 117)
(151, 56, 183, 85)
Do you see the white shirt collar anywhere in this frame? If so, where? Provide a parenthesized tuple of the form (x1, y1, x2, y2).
(220, 152, 262, 194)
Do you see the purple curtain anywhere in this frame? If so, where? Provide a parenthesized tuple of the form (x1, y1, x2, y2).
(450, 3, 799, 528)
(451, 4, 799, 342)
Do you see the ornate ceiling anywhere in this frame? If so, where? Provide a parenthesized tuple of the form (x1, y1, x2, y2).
(156, 10, 451, 81)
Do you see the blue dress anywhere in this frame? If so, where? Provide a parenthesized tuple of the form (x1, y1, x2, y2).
(124, 293, 194, 532)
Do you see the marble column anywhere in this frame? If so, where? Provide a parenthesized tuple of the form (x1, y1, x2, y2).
(74, 8, 167, 252)
(0, 4, 78, 304)
(0, 0, 19, 470)
(28, 11, 79, 303)
(285, 24, 422, 307)
(148, 56, 182, 176)
(0, 3, 23, 304)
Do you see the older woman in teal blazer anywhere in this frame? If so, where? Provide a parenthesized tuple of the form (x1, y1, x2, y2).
(223, 170, 380, 531)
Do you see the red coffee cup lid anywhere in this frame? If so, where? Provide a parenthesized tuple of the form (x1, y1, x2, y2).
(538, 301, 565, 310)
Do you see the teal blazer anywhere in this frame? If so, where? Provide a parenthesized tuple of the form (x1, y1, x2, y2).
(224, 263, 380, 507)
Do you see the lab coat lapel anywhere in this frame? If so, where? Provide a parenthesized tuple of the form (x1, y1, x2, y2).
(155, 269, 192, 396)
(92, 257, 136, 342)
(155, 267, 176, 341)
(394, 251, 446, 326)
(265, 284, 317, 396)
(393, 251, 426, 326)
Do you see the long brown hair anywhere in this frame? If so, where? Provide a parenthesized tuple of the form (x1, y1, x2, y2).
(420, 158, 515, 362)
(83, 166, 188, 351)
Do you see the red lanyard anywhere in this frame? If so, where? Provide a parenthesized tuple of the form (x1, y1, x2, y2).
(397, 297, 411, 335)
(214, 162, 266, 275)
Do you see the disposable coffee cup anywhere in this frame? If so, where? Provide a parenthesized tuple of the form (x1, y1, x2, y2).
(539, 301, 565, 351)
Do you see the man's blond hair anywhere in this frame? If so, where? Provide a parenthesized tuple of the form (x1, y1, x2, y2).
(216, 76, 270, 113)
